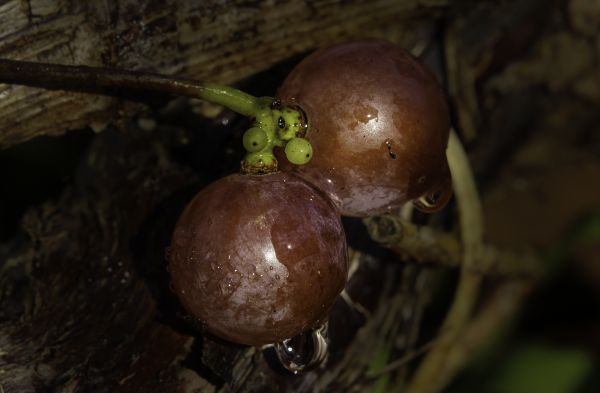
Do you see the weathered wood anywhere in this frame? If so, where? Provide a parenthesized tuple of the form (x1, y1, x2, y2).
(0, 0, 446, 148)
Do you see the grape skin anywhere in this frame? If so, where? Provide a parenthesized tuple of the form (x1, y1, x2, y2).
(277, 39, 452, 217)
(169, 172, 347, 346)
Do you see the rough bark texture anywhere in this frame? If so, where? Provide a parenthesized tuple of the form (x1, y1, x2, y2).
(0, 0, 446, 148)
(1, 0, 599, 392)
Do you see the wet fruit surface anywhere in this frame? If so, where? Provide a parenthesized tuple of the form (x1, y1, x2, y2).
(277, 39, 452, 216)
(168, 172, 347, 346)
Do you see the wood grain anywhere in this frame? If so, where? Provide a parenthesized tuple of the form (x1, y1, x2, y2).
(0, 0, 446, 148)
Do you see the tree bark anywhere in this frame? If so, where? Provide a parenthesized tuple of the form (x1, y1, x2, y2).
(0, 0, 445, 148)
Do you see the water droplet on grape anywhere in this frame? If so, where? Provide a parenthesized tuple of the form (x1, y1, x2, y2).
(413, 179, 452, 213)
(385, 139, 397, 159)
(274, 323, 328, 374)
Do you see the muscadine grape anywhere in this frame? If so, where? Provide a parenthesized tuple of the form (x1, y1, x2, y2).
(168, 172, 347, 346)
(277, 39, 452, 217)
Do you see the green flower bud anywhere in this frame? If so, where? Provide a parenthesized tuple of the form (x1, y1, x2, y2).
(243, 127, 268, 153)
(285, 137, 313, 165)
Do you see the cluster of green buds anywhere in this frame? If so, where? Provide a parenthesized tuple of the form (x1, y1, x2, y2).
(0, 59, 312, 174)
(241, 99, 311, 173)
(198, 83, 312, 173)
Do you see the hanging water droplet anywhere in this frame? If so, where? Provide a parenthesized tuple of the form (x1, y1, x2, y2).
(274, 323, 329, 374)
(413, 177, 452, 213)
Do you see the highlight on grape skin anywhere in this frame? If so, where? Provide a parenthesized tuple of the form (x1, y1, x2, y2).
(277, 39, 453, 217)
(168, 172, 348, 346)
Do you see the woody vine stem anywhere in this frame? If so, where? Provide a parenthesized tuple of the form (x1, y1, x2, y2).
(0, 59, 312, 173)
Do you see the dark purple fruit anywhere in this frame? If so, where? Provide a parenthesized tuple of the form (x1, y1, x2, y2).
(168, 172, 347, 346)
(277, 39, 452, 217)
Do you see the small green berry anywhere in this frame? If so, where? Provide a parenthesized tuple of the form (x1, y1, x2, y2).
(243, 127, 268, 152)
(285, 137, 313, 165)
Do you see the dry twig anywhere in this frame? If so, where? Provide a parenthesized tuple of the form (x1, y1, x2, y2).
(364, 215, 541, 278)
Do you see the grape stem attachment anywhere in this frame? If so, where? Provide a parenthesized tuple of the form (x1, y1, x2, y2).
(0, 58, 311, 173)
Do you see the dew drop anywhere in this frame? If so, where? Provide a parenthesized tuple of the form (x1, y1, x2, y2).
(413, 177, 453, 213)
(385, 139, 397, 159)
(273, 323, 329, 374)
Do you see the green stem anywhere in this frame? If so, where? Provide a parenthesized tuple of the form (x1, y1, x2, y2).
(0, 58, 312, 172)
(198, 83, 261, 117)
(0, 58, 261, 117)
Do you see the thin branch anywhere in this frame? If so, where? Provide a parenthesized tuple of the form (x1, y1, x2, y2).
(404, 129, 485, 393)
(0, 59, 261, 116)
(364, 215, 541, 278)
